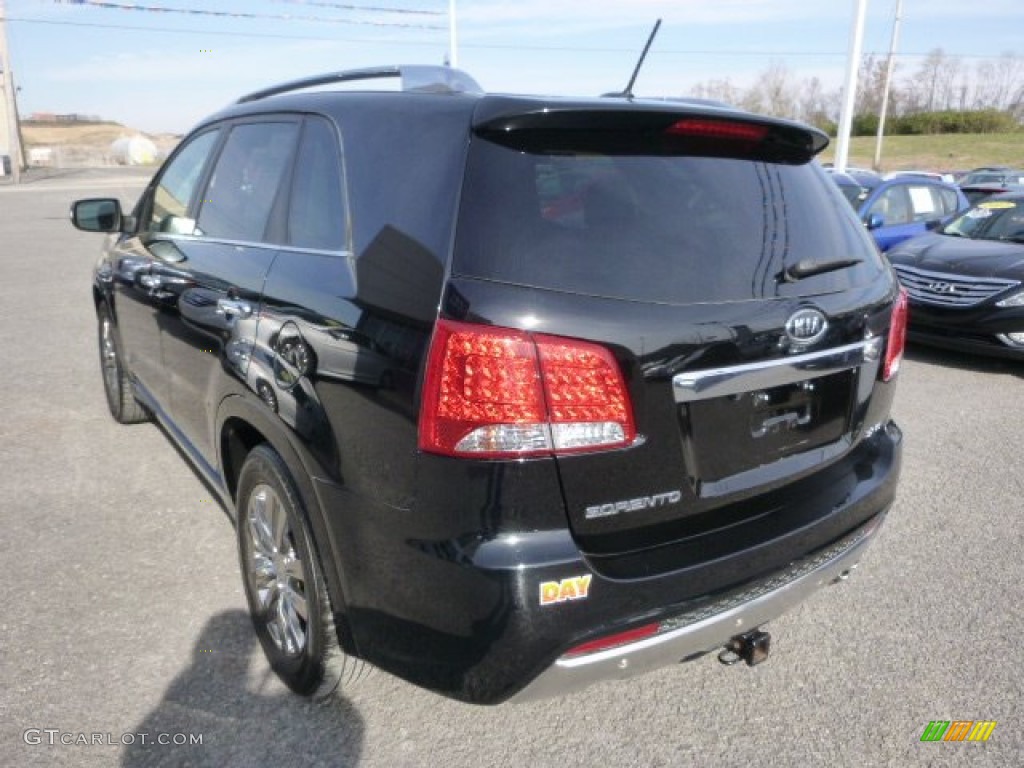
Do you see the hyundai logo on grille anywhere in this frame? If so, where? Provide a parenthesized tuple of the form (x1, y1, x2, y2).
(785, 308, 828, 345)
(927, 281, 958, 294)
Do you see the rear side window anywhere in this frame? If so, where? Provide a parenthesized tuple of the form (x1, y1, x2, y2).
(454, 139, 881, 304)
(287, 117, 347, 251)
(198, 122, 299, 242)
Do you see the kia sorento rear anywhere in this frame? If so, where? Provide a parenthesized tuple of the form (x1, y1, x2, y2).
(400, 100, 904, 702)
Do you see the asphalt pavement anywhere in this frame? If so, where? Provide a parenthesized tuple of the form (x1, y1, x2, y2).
(1, 169, 1021, 768)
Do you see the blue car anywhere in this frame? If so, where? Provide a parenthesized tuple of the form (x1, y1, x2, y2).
(828, 172, 968, 251)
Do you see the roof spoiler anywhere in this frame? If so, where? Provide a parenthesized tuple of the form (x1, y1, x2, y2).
(236, 65, 483, 104)
(475, 109, 829, 164)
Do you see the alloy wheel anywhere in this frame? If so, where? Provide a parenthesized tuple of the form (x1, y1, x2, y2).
(99, 316, 121, 407)
(245, 484, 309, 656)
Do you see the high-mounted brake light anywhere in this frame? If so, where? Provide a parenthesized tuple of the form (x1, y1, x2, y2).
(883, 288, 908, 382)
(665, 118, 769, 142)
(418, 319, 636, 458)
(564, 622, 661, 658)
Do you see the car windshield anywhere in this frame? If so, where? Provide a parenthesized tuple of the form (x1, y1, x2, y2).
(942, 199, 1024, 242)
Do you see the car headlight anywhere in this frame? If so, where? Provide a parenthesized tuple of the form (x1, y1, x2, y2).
(996, 290, 1024, 308)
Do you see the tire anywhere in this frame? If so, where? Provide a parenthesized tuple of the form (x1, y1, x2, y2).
(97, 305, 150, 424)
(236, 444, 361, 698)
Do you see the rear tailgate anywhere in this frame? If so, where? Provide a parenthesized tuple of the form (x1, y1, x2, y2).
(450, 100, 898, 561)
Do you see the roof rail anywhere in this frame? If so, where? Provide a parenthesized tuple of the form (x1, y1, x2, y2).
(236, 65, 483, 104)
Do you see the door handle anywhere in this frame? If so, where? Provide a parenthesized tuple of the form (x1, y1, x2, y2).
(216, 298, 253, 319)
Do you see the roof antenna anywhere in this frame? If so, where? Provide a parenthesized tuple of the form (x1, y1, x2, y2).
(604, 18, 662, 99)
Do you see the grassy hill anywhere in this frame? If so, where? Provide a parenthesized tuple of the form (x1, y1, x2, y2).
(21, 121, 181, 155)
(818, 132, 1024, 174)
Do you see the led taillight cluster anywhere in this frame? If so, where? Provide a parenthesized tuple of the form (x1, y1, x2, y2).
(882, 288, 908, 382)
(418, 319, 636, 458)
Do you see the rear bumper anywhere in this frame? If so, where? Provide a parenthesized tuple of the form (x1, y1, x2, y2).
(320, 421, 901, 704)
(510, 510, 884, 702)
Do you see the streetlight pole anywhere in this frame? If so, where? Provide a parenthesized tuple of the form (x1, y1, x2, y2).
(834, 0, 868, 173)
(873, 0, 902, 171)
(0, 0, 24, 183)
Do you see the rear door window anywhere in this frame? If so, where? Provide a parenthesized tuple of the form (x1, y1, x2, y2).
(197, 121, 299, 242)
(454, 139, 881, 304)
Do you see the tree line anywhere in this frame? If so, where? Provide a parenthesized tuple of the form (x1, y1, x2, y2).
(688, 49, 1024, 135)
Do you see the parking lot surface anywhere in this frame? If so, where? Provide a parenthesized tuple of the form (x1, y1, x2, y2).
(1, 169, 1021, 767)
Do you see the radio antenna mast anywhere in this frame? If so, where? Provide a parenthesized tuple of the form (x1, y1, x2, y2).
(606, 18, 662, 99)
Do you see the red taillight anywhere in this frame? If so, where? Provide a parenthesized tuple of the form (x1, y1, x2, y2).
(418, 319, 636, 458)
(665, 118, 769, 143)
(564, 623, 661, 658)
(883, 288, 908, 382)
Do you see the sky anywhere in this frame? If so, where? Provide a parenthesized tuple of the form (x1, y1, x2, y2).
(3, 0, 1023, 134)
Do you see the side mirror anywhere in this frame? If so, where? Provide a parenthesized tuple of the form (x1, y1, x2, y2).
(71, 198, 124, 233)
(865, 213, 885, 231)
(924, 218, 943, 231)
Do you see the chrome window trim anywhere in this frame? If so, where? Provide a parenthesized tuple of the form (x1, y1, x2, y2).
(150, 233, 352, 259)
(672, 339, 881, 403)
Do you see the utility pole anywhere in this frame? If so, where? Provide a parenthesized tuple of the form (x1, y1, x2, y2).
(0, 0, 24, 183)
(834, 0, 868, 174)
(448, 0, 458, 68)
(873, 0, 902, 171)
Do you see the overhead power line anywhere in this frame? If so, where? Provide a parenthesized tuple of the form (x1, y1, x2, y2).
(48, 0, 444, 29)
(2, 13, 1018, 60)
(273, 0, 443, 15)
(5, 13, 441, 41)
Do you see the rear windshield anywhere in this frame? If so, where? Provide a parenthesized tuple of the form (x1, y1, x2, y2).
(453, 138, 882, 304)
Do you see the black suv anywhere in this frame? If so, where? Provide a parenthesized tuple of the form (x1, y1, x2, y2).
(72, 65, 905, 704)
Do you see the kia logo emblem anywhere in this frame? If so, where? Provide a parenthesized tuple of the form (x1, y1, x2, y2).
(785, 308, 828, 345)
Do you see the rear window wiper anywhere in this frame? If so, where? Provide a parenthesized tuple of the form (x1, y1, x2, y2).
(779, 258, 863, 283)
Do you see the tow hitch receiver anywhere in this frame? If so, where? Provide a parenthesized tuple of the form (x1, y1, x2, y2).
(717, 629, 772, 667)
